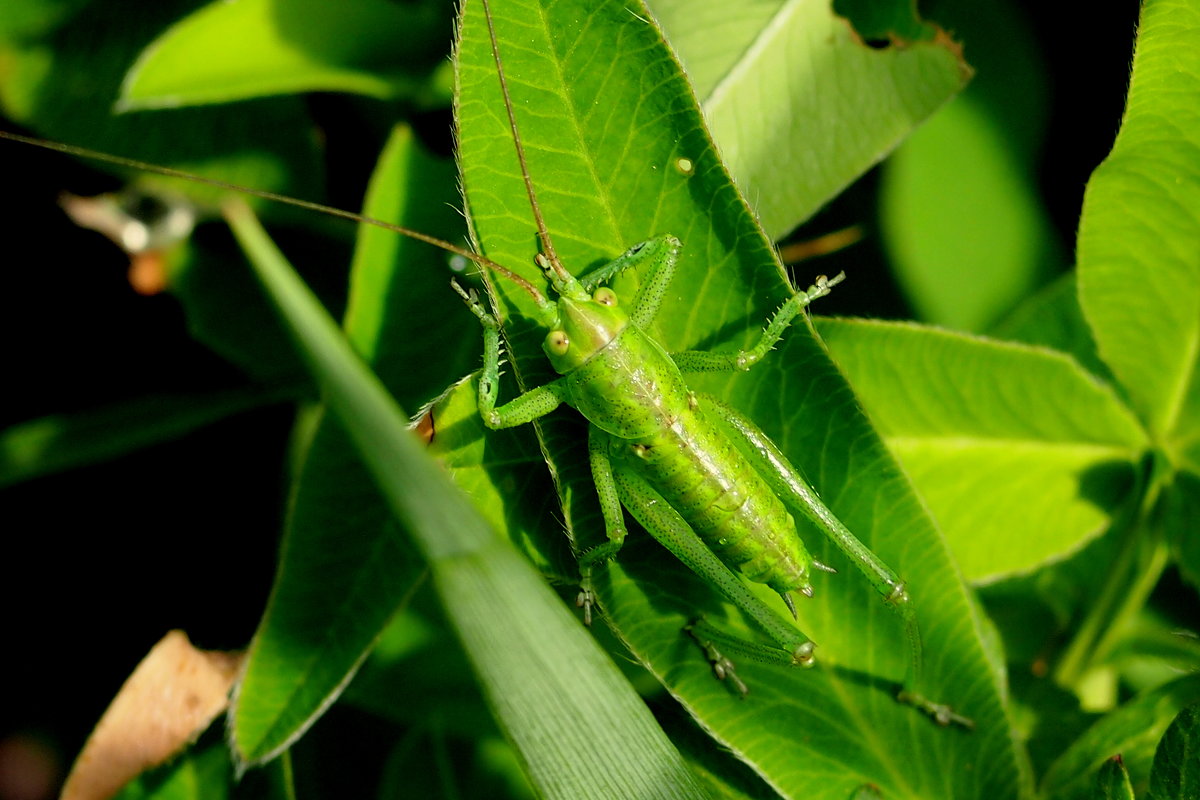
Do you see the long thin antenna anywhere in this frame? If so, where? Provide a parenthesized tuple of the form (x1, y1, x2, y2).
(0, 128, 547, 302)
(478, 0, 569, 282)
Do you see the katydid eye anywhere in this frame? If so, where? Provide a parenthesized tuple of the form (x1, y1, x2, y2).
(546, 330, 570, 355)
(593, 287, 617, 306)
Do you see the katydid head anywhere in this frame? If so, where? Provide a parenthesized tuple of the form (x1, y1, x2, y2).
(541, 280, 629, 374)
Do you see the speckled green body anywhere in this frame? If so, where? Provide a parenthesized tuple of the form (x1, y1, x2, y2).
(565, 323, 813, 596)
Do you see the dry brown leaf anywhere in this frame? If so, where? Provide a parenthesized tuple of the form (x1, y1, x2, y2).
(59, 630, 243, 800)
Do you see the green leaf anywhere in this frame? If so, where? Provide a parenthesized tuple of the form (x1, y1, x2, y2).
(648, 0, 971, 239)
(1147, 703, 1200, 800)
(169, 232, 312, 383)
(231, 128, 479, 763)
(111, 735, 295, 800)
(817, 318, 1147, 582)
(456, 0, 1024, 796)
(1111, 608, 1200, 694)
(1092, 756, 1135, 800)
(880, 94, 1058, 330)
(0, 0, 81, 39)
(879, 0, 1060, 332)
(991, 273, 1111, 383)
(112, 737, 233, 800)
(118, 0, 449, 109)
(225, 202, 709, 798)
(1076, 0, 1200, 447)
(0, 386, 297, 487)
(1040, 673, 1200, 800)
(0, 0, 322, 201)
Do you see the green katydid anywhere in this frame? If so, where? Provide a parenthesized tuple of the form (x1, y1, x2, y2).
(0, 0, 970, 729)
(449, 0, 968, 727)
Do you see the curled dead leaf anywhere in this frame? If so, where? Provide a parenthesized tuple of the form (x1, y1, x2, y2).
(60, 630, 243, 800)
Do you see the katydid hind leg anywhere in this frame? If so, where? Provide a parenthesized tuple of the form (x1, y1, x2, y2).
(697, 393, 973, 727)
(609, 467, 816, 686)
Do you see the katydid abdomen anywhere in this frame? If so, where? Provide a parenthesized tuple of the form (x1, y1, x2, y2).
(565, 321, 815, 603)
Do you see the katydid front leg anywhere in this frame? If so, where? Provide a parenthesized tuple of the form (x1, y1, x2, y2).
(576, 235, 681, 328)
(451, 281, 631, 627)
(451, 281, 568, 428)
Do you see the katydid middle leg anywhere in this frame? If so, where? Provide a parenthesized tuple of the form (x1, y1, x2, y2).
(577, 424, 628, 624)
(670, 273, 844, 373)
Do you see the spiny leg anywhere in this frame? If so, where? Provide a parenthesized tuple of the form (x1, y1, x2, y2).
(577, 235, 681, 329)
(610, 466, 816, 693)
(670, 273, 843, 373)
(698, 393, 972, 728)
(451, 281, 569, 429)
(684, 621, 749, 697)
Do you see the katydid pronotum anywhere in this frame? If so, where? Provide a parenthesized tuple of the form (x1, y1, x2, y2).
(0, 0, 970, 729)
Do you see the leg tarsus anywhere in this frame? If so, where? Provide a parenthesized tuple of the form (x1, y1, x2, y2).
(576, 539, 623, 626)
(575, 584, 595, 626)
(450, 279, 499, 329)
(896, 689, 975, 730)
(685, 621, 749, 697)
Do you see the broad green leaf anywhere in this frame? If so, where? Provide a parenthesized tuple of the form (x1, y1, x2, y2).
(110, 733, 293, 800)
(340, 601, 500, 739)
(1147, 703, 1200, 800)
(352, 600, 537, 800)
(879, 0, 1059, 332)
(657, 704, 783, 800)
(457, 0, 1024, 796)
(1040, 673, 1200, 800)
(817, 318, 1147, 583)
(1111, 608, 1200, 694)
(991, 273, 1111, 383)
(420, 377, 573, 578)
(0, 386, 297, 487)
(1092, 756, 1135, 800)
(169, 232, 313, 383)
(1076, 0, 1200, 447)
(232, 128, 477, 763)
(880, 94, 1057, 331)
(226, 204, 709, 799)
(648, 0, 971, 239)
(0, 0, 343, 383)
(119, 0, 449, 109)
